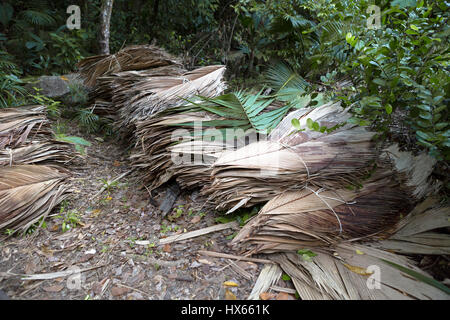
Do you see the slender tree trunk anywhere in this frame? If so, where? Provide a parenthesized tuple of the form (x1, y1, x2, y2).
(99, 0, 114, 55)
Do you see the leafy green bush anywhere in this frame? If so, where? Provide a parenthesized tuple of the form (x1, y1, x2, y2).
(0, 50, 26, 108)
(334, 1, 449, 160)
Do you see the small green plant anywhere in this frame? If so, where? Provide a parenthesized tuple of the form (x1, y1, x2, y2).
(67, 81, 88, 105)
(126, 236, 137, 248)
(76, 107, 100, 133)
(282, 273, 291, 281)
(54, 133, 91, 154)
(167, 205, 185, 221)
(99, 178, 119, 193)
(215, 206, 258, 227)
(160, 223, 175, 234)
(297, 249, 317, 262)
(145, 242, 156, 256)
(55, 208, 81, 233)
(226, 231, 238, 240)
(4, 228, 15, 236)
(29, 87, 61, 118)
(25, 216, 47, 235)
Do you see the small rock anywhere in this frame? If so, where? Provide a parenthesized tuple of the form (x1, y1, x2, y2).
(115, 266, 123, 277)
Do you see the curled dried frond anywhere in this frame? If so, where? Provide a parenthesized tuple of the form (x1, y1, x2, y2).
(0, 165, 72, 232)
(77, 45, 183, 87)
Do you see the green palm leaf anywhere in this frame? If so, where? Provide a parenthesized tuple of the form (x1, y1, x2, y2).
(186, 90, 292, 132)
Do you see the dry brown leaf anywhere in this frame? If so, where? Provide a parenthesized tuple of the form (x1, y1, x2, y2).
(259, 292, 276, 300)
(111, 286, 131, 297)
(342, 263, 373, 276)
(198, 259, 212, 265)
(190, 215, 201, 224)
(276, 292, 295, 300)
(43, 285, 64, 293)
(225, 289, 237, 300)
(223, 281, 239, 287)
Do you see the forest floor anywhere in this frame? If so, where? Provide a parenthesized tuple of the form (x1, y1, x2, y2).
(0, 118, 296, 300)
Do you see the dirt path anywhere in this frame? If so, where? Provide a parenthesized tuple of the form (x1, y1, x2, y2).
(0, 120, 264, 300)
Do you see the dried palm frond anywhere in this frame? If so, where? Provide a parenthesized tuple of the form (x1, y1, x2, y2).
(0, 140, 75, 166)
(120, 65, 226, 129)
(0, 105, 76, 166)
(0, 105, 48, 148)
(131, 89, 295, 191)
(372, 197, 450, 255)
(0, 165, 71, 232)
(131, 110, 222, 189)
(270, 242, 449, 300)
(88, 65, 187, 122)
(77, 45, 183, 87)
(247, 264, 283, 300)
(232, 144, 439, 253)
(203, 102, 378, 212)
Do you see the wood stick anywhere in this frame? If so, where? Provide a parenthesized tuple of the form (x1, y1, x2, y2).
(270, 286, 297, 294)
(158, 222, 238, 245)
(197, 250, 275, 264)
(21, 264, 104, 281)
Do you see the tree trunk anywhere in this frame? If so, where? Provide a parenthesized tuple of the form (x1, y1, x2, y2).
(98, 0, 114, 55)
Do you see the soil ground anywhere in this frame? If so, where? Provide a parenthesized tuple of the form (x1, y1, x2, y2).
(0, 119, 290, 300)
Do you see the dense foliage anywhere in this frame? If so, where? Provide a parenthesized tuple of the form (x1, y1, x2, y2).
(0, 0, 448, 166)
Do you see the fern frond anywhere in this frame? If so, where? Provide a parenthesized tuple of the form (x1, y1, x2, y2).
(20, 10, 56, 26)
(264, 61, 309, 92)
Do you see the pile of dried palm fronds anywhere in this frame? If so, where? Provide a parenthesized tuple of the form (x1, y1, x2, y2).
(202, 102, 379, 212)
(0, 105, 75, 166)
(0, 165, 72, 232)
(232, 143, 439, 253)
(120, 65, 226, 128)
(131, 90, 294, 191)
(0, 105, 75, 233)
(80, 45, 227, 140)
(77, 45, 183, 87)
(249, 197, 449, 300)
(88, 65, 187, 123)
(131, 109, 223, 190)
